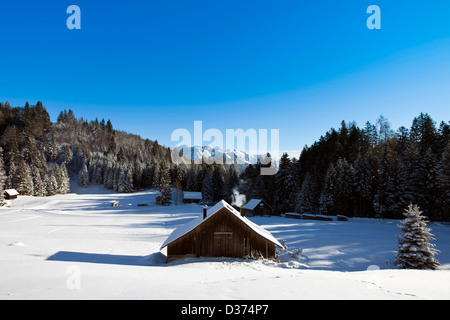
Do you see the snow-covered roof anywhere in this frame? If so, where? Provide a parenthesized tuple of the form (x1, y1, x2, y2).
(161, 200, 282, 249)
(183, 192, 202, 200)
(243, 199, 263, 210)
(5, 189, 19, 196)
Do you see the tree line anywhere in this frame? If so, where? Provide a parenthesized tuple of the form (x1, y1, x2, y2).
(240, 114, 449, 221)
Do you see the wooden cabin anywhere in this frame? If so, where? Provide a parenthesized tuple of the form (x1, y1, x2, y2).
(183, 192, 202, 204)
(161, 200, 282, 262)
(4, 189, 19, 200)
(242, 199, 273, 216)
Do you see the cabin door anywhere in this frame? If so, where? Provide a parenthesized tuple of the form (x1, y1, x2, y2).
(213, 232, 233, 257)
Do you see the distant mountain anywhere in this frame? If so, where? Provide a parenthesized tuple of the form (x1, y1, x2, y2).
(176, 145, 259, 166)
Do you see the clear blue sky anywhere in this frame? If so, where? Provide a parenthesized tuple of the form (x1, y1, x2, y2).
(1, 1, 449, 156)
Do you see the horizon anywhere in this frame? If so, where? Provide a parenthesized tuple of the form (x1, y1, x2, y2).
(1, 1, 449, 157)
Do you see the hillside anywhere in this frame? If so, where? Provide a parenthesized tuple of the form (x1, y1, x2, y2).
(0, 101, 174, 197)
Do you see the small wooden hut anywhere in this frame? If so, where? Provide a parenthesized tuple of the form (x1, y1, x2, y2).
(161, 200, 282, 262)
(242, 199, 273, 216)
(183, 192, 202, 204)
(4, 189, 19, 200)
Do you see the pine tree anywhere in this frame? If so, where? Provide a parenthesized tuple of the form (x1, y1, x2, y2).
(403, 140, 421, 203)
(31, 165, 46, 197)
(0, 147, 6, 201)
(274, 153, 297, 213)
(201, 173, 214, 206)
(176, 162, 187, 189)
(58, 162, 71, 194)
(375, 145, 392, 218)
(419, 148, 440, 221)
(352, 154, 373, 217)
(396, 204, 440, 270)
(335, 158, 354, 216)
(7, 162, 17, 190)
(211, 166, 225, 202)
(158, 162, 172, 205)
(251, 174, 266, 200)
(153, 162, 161, 188)
(186, 168, 197, 191)
(16, 160, 34, 196)
(363, 121, 378, 147)
(319, 163, 337, 215)
(104, 164, 115, 190)
(295, 173, 316, 214)
(45, 173, 58, 196)
(118, 165, 133, 193)
(384, 152, 409, 219)
(78, 164, 90, 188)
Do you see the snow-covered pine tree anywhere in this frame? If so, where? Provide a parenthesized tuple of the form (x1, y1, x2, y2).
(396, 203, 440, 270)
(31, 165, 46, 197)
(6, 161, 17, 190)
(78, 164, 90, 188)
(58, 162, 70, 194)
(153, 162, 161, 189)
(176, 162, 187, 189)
(16, 160, 34, 196)
(319, 163, 337, 215)
(117, 165, 133, 193)
(92, 162, 104, 185)
(104, 164, 115, 190)
(295, 173, 316, 214)
(43, 173, 54, 196)
(158, 162, 172, 205)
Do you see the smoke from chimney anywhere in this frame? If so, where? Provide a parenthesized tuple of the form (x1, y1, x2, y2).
(231, 188, 246, 208)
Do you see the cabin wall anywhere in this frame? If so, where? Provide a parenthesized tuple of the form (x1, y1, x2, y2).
(183, 199, 201, 204)
(167, 208, 275, 262)
(242, 200, 273, 217)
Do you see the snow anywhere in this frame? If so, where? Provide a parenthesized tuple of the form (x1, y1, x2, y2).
(1, 186, 450, 300)
(183, 192, 202, 200)
(244, 199, 263, 210)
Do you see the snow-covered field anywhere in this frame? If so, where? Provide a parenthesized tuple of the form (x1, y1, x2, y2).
(1, 186, 450, 300)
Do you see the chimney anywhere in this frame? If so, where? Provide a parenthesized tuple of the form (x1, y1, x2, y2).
(203, 206, 207, 219)
(240, 206, 245, 217)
